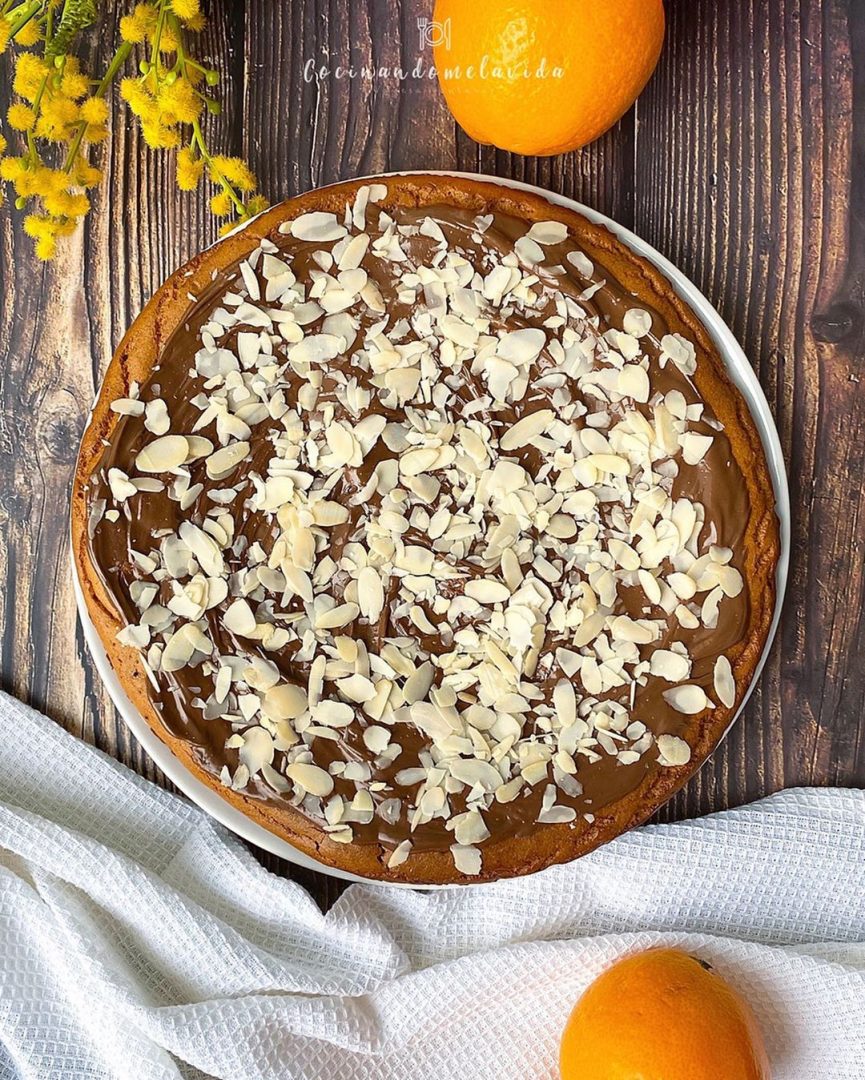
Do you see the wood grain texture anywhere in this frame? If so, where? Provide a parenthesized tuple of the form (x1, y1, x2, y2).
(0, 0, 862, 909)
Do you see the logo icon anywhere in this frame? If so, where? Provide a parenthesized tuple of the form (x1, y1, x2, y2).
(417, 16, 452, 50)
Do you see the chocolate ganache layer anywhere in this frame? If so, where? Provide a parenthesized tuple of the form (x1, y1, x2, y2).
(73, 175, 779, 883)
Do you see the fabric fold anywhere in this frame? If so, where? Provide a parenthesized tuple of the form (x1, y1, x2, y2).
(1, 692, 863, 1080)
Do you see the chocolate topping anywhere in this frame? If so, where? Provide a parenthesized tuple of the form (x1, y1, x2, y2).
(83, 185, 752, 876)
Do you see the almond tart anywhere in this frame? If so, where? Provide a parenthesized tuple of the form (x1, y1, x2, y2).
(72, 174, 779, 884)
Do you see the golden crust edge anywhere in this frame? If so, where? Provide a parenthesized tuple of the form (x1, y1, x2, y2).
(72, 174, 781, 885)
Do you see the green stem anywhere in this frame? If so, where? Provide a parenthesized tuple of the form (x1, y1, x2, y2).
(4, 1, 36, 20)
(24, 67, 50, 161)
(7, 0, 42, 36)
(188, 117, 246, 216)
(147, 0, 169, 67)
(182, 56, 211, 75)
(62, 39, 131, 172)
(169, 12, 248, 218)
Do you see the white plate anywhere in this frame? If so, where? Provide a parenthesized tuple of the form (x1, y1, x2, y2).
(73, 172, 791, 888)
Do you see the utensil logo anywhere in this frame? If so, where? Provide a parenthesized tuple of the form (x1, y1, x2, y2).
(418, 16, 451, 50)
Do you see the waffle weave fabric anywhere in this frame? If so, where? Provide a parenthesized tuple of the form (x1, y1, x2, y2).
(1, 691, 863, 1080)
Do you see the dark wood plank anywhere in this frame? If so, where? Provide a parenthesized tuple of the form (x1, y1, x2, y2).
(0, 0, 862, 912)
(652, 0, 865, 824)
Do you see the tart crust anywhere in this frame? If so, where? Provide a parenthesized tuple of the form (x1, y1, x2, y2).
(72, 174, 780, 884)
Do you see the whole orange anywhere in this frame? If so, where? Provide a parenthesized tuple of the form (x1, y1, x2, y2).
(432, 0, 665, 156)
(560, 948, 772, 1080)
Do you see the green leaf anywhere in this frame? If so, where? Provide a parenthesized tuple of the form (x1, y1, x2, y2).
(47, 0, 99, 57)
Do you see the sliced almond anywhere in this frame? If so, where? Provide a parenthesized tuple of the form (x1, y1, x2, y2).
(287, 211, 347, 242)
(662, 685, 710, 714)
(464, 579, 510, 605)
(286, 761, 334, 796)
(527, 220, 568, 245)
(649, 650, 691, 682)
(386, 839, 412, 869)
(206, 441, 250, 480)
(450, 843, 482, 876)
(135, 435, 189, 473)
(714, 655, 736, 709)
(623, 307, 652, 338)
(263, 683, 308, 721)
(499, 409, 554, 451)
(657, 734, 692, 767)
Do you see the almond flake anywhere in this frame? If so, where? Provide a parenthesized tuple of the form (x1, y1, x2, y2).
(622, 308, 652, 337)
(108, 468, 137, 501)
(682, 432, 714, 465)
(499, 409, 554, 450)
(135, 435, 189, 473)
(649, 650, 691, 682)
(464, 579, 510, 605)
(238, 727, 274, 774)
(357, 566, 386, 622)
(312, 700, 354, 727)
(663, 685, 710, 714)
(223, 598, 257, 636)
(111, 398, 145, 416)
(714, 655, 736, 708)
(363, 724, 390, 754)
(287, 761, 334, 796)
(452, 809, 490, 846)
(403, 661, 435, 704)
(288, 334, 344, 365)
(450, 843, 482, 876)
(338, 674, 376, 703)
(496, 327, 546, 364)
(287, 212, 347, 242)
(657, 734, 692, 766)
(566, 250, 594, 276)
(206, 441, 250, 480)
(386, 839, 412, 868)
(514, 235, 545, 266)
(527, 220, 568, 245)
(263, 683, 308, 720)
(144, 398, 170, 435)
(553, 679, 576, 727)
(316, 603, 360, 629)
(618, 366, 650, 403)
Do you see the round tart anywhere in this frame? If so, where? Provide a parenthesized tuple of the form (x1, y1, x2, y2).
(72, 175, 779, 884)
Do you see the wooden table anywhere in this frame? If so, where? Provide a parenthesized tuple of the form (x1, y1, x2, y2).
(1, 0, 862, 911)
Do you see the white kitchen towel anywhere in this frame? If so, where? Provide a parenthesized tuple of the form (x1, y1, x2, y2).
(0, 690, 863, 1080)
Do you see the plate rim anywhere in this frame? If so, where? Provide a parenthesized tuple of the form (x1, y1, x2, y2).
(72, 170, 791, 889)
